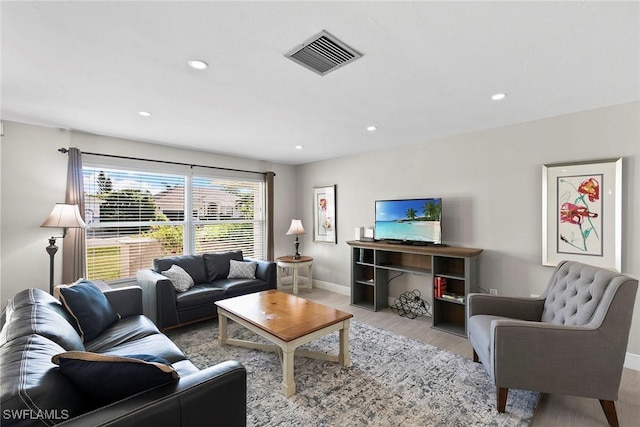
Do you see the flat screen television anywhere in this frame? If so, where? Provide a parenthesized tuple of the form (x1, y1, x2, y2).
(374, 198, 442, 245)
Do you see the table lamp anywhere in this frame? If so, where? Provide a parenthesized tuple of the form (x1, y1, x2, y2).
(286, 219, 305, 259)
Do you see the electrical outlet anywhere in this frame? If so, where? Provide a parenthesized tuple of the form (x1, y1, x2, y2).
(489, 289, 498, 296)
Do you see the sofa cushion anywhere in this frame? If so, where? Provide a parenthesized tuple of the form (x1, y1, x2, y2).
(228, 259, 257, 279)
(57, 280, 120, 342)
(175, 284, 226, 310)
(1, 288, 84, 351)
(162, 264, 195, 292)
(52, 351, 179, 404)
(1, 334, 93, 423)
(83, 315, 161, 353)
(100, 333, 190, 365)
(154, 254, 208, 285)
(203, 250, 244, 281)
(218, 278, 270, 298)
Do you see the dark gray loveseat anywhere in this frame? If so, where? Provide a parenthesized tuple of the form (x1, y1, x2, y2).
(0, 286, 246, 426)
(137, 250, 276, 330)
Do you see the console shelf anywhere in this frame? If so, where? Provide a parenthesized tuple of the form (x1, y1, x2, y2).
(347, 240, 483, 337)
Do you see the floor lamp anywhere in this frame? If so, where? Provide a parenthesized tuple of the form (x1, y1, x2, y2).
(41, 203, 86, 294)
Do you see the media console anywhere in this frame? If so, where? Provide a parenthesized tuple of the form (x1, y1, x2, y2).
(346, 240, 483, 337)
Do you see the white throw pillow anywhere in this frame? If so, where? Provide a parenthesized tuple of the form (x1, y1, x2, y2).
(227, 260, 257, 279)
(162, 264, 194, 292)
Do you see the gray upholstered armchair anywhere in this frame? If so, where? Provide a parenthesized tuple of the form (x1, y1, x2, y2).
(467, 260, 638, 427)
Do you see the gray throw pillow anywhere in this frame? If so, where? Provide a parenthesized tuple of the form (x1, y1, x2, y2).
(227, 260, 258, 279)
(162, 264, 194, 292)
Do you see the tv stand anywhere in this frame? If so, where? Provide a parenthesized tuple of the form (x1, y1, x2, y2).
(347, 240, 483, 337)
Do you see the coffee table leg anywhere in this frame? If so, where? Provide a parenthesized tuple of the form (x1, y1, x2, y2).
(218, 310, 228, 345)
(281, 347, 296, 397)
(339, 319, 351, 367)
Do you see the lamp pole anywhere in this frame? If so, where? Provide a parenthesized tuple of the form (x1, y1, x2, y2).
(293, 234, 301, 259)
(46, 237, 58, 295)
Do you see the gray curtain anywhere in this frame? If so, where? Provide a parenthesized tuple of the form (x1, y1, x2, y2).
(265, 171, 275, 261)
(62, 148, 86, 283)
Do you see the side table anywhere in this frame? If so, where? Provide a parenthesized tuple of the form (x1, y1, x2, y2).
(276, 256, 313, 295)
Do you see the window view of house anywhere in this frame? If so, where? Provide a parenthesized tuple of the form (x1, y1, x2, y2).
(83, 167, 265, 281)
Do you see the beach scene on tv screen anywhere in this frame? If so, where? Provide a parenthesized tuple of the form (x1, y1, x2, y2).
(375, 199, 442, 242)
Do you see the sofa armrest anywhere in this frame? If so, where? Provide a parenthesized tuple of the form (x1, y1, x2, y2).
(467, 293, 545, 321)
(246, 258, 277, 290)
(103, 286, 143, 318)
(58, 360, 247, 427)
(136, 269, 179, 329)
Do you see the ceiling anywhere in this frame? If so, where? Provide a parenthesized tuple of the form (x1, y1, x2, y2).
(2, 1, 639, 166)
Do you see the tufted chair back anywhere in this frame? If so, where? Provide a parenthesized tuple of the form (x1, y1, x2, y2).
(541, 261, 621, 325)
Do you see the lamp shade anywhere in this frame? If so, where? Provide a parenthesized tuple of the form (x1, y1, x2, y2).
(286, 219, 305, 235)
(41, 203, 86, 229)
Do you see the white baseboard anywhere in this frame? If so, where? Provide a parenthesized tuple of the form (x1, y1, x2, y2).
(311, 280, 350, 296)
(624, 352, 640, 371)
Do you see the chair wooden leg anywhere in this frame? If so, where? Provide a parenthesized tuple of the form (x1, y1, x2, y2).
(497, 387, 508, 413)
(472, 349, 479, 363)
(599, 400, 619, 427)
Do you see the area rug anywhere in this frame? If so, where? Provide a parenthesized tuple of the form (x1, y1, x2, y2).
(166, 319, 539, 426)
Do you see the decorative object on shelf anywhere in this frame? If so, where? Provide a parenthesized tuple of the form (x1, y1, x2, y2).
(391, 290, 431, 319)
(41, 203, 86, 294)
(313, 184, 337, 243)
(286, 219, 306, 259)
(354, 226, 364, 240)
(542, 158, 622, 271)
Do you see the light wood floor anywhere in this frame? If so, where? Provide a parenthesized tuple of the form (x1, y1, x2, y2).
(298, 287, 640, 427)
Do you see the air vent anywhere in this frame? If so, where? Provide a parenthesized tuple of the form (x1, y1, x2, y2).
(285, 30, 363, 76)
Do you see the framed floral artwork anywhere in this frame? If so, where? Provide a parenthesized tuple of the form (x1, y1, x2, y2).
(313, 185, 337, 244)
(542, 158, 622, 271)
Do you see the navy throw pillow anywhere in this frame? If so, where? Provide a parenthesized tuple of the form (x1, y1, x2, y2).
(57, 280, 120, 342)
(52, 351, 179, 404)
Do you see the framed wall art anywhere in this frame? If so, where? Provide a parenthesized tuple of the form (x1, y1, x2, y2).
(313, 185, 337, 244)
(542, 158, 622, 271)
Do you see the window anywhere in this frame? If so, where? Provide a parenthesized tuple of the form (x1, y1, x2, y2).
(192, 176, 265, 259)
(83, 166, 265, 281)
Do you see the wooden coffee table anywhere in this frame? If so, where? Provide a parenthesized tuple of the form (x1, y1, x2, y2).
(215, 290, 353, 397)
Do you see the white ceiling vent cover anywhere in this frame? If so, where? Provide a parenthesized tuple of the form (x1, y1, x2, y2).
(285, 30, 363, 76)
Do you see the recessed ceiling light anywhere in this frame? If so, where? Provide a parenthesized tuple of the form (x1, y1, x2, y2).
(138, 111, 152, 117)
(367, 126, 377, 131)
(188, 59, 208, 70)
(491, 93, 507, 101)
(295, 145, 303, 150)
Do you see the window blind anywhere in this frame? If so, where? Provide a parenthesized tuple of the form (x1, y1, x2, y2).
(192, 176, 265, 259)
(82, 167, 266, 281)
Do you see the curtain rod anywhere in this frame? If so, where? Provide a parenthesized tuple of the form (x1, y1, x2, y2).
(58, 148, 273, 176)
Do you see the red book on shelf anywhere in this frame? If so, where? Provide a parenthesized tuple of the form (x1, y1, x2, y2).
(434, 277, 448, 298)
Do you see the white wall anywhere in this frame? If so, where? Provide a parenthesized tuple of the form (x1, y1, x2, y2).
(0, 121, 296, 304)
(295, 101, 640, 356)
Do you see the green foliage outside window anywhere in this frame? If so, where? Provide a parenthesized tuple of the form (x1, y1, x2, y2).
(87, 246, 121, 280)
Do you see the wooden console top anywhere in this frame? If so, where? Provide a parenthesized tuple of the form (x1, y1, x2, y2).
(346, 240, 483, 258)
